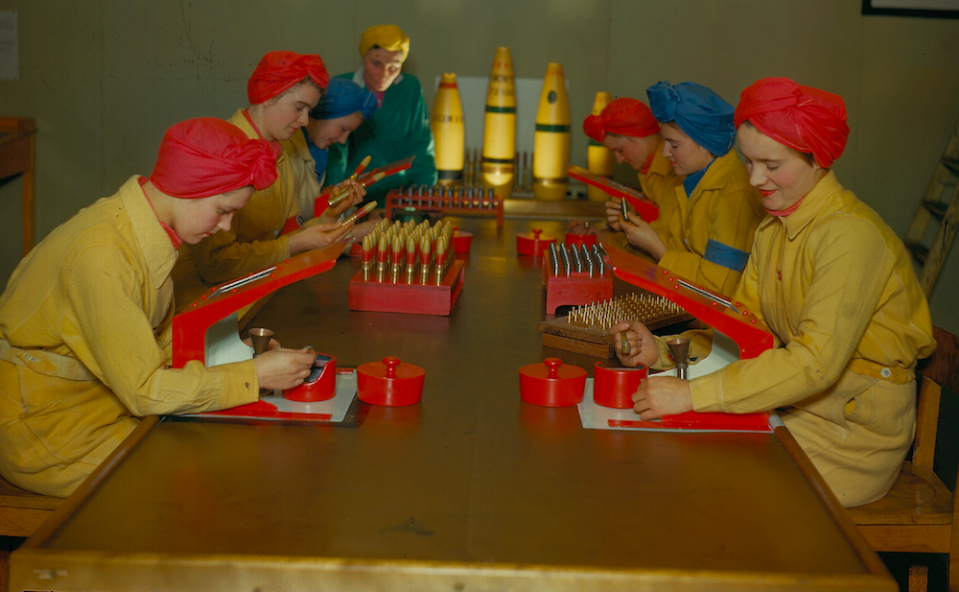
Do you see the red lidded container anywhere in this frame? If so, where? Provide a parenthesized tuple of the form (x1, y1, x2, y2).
(516, 229, 556, 256)
(518, 358, 586, 407)
(357, 356, 425, 406)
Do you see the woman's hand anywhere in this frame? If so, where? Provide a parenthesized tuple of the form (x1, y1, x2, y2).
(253, 347, 316, 391)
(567, 220, 593, 236)
(611, 320, 659, 369)
(605, 199, 627, 232)
(619, 217, 666, 261)
(288, 220, 355, 254)
(350, 216, 380, 241)
(324, 179, 367, 219)
(632, 376, 693, 420)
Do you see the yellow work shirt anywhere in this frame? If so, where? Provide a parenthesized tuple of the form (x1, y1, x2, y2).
(688, 171, 935, 506)
(172, 109, 300, 310)
(656, 149, 765, 297)
(638, 138, 675, 208)
(0, 176, 258, 497)
(608, 143, 681, 263)
(285, 128, 323, 220)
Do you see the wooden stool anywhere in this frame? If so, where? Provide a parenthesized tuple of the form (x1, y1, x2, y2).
(0, 475, 60, 592)
(0, 475, 60, 538)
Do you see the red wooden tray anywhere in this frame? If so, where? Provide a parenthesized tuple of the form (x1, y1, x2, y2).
(172, 242, 344, 368)
(568, 165, 659, 223)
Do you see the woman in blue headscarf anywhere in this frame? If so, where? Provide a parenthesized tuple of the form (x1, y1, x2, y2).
(608, 81, 764, 297)
(287, 78, 378, 219)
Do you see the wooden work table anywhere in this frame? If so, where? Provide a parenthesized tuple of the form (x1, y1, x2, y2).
(10, 218, 895, 591)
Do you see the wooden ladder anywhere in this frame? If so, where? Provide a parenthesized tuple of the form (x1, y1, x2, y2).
(904, 115, 959, 296)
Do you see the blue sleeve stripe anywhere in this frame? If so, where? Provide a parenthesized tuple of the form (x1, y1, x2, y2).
(704, 239, 750, 272)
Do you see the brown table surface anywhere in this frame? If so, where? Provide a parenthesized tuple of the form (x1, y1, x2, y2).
(11, 217, 894, 592)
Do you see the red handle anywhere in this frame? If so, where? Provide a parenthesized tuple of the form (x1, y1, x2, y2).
(383, 356, 401, 378)
(544, 357, 562, 379)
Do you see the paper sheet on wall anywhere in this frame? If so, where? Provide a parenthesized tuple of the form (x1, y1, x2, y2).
(0, 11, 17, 81)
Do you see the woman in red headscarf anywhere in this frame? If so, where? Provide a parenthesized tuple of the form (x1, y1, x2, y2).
(0, 118, 320, 497)
(611, 78, 936, 507)
(580, 98, 689, 263)
(173, 51, 367, 310)
(572, 98, 676, 243)
(583, 97, 670, 205)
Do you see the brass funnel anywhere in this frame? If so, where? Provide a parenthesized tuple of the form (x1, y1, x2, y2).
(248, 328, 274, 357)
(667, 337, 691, 380)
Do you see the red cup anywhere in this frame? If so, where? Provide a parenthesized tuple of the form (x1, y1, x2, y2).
(565, 233, 596, 247)
(453, 230, 473, 254)
(516, 229, 556, 256)
(593, 361, 647, 409)
(283, 353, 337, 402)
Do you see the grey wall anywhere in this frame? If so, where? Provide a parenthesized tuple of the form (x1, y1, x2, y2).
(1, 0, 957, 333)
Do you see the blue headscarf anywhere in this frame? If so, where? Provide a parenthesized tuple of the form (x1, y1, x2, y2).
(311, 78, 378, 121)
(647, 81, 736, 156)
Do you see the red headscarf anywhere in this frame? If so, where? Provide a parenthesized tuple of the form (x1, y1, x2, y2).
(247, 51, 330, 105)
(734, 77, 849, 168)
(583, 98, 660, 143)
(150, 118, 281, 199)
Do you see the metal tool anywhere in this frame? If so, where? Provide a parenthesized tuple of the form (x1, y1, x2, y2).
(667, 337, 691, 380)
(248, 328, 274, 357)
(208, 267, 276, 299)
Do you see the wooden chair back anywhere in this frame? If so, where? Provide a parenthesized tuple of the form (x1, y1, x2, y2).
(913, 325, 959, 471)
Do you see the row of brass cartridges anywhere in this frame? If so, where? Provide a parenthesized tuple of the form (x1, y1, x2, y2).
(365, 217, 451, 249)
(399, 184, 500, 210)
(461, 148, 534, 192)
(364, 218, 454, 262)
(548, 243, 607, 278)
(361, 219, 454, 285)
(567, 293, 685, 330)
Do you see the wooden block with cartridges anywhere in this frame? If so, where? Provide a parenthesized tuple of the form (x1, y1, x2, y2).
(348, 218, 465, 316)
(542, 242, 614, 313)
(539, 292, 693, 358)
(384, 185, 505, 227)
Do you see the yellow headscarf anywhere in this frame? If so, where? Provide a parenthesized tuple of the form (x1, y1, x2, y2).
(359, 25, 410, 61)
